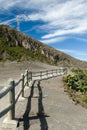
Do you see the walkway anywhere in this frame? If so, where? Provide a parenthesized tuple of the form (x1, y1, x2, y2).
(1, 76, 87, 130)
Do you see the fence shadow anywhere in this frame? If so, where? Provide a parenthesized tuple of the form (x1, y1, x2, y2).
(37, 80, 48, 130)
(17, 80, 49, 130)
(17, 81, 35, 130)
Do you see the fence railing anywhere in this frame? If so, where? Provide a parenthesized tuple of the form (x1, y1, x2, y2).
(0, 67, 67, 122)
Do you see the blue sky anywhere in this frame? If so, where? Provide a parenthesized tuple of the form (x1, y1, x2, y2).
(0, 0, 87, 61)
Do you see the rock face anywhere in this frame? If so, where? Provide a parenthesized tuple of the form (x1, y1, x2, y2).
(0, 24, 87, 67)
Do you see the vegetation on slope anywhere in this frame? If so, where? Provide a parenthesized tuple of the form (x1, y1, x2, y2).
(63, 68, 87, 107)
(0, 25, 53, 63)
(0, 24, 87, 68)
(0, 41, 52, 63)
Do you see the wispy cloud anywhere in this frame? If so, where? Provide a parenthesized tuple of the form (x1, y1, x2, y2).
(0, 0, 87, 38)
(40, 36, 67, 44)
(74, 37, 87, 43)
(0, 18, 16, 25)
(42, 26, 87, 39)
(0, 0, 16, 10)
(17, 0, 87, 42)
(58, 48, 87, 61)
(0, 0, 87, 61)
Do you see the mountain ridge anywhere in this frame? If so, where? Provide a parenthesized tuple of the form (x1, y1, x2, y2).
(0, 24, 87, 68)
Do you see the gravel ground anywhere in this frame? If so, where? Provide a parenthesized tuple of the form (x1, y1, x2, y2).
(1, 61, 87, 130)
(0, 61, 58, 90)
(1, 77, 87, 130)
(15, 77, 87, 130)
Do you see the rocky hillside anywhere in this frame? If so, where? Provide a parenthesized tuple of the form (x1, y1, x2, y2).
(0, 24, 87, 68)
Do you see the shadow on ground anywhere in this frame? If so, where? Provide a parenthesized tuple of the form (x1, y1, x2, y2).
(17, 80, 49, 130)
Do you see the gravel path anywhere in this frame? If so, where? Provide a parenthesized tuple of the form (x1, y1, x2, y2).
(1, 76, 87, 130)
(1, 62, 87, 130)
(0, 61, 58, 90)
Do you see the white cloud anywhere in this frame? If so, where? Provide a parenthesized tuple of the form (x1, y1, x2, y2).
(0, 0, 87, 42)
(73, 37, 87, 43)
(39, 0, 87, 39)
(0, 0, 20, 10)
(0, 18, 17, 25)
(58, 48, 87, 56)
(16, 0, 87, 40)
(0, 0, 87, 61)
(0, 0, 59, 10)
(58, 48, 87, 61)
(42, 26, 87, 39)
(40, 37, 67, 44)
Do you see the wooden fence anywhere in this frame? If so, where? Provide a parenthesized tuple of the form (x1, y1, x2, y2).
(0, 67, 67, 122)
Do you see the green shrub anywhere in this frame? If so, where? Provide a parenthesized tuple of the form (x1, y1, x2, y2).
(81, 94, 87, 102)
(79, 86, 87, 93)
(63, 69, 87, 92)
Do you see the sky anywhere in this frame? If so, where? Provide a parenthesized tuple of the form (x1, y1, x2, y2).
(0, 0, 87, 61)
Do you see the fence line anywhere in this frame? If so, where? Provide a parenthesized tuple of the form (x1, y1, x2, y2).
(0, 67, 67, 122)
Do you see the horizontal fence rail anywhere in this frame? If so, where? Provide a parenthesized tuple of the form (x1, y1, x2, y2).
(0, 67, 67, 121)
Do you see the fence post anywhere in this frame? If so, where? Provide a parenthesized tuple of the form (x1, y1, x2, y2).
(28, 71, 32, 87)
(40, 71, 42, 79)
(47, 70, 48, 78)
(20, 74, 24, 97)
(57, 69, 58, 75)
(64, 68, 67, 75)
(30, 71, 32, 80)
(25, 70, 28, 86)
(8, 79, 15, 120)
(52, 70, 54, 77)
(59, 68, 61, 75)
(56, 69, 57, 76)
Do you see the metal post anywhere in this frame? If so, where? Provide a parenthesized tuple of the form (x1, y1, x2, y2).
(8, 80, 15, 120)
